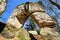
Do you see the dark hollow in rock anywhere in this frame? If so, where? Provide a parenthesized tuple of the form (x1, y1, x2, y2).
(29, 33, 37, 40)
(0, 22, 6, 33)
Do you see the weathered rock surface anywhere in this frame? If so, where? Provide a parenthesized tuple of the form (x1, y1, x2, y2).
(29, 2, 45, 13)
(7, 2, 56, 28)
(7, 4, 25, 28)
(28, 31, 38, 35)
(31, 12, 56, 27)
(40, 27, 60, 40)
(5, 2, 59, 40)
(32, 34, 44, 40)
(7, 17, 22, 28)
(0, 0, 6, 15)
(30, 34, 44, 40)
(0, 23, 31, 40)
(16, 11, 28, 24)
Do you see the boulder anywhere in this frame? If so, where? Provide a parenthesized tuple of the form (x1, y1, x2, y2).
(29, 34, 44, 40)
(0, 0, 6, 15)
(7, 3, 26, 28)
(7, 16, 22, 28)
(31, 12, 56, 28)
(0, 23, 31, 40)
(16, 12, 28, 24)
(28, 31, 38, 35)
(40, 27, 60, 40)
(29, 2, 45, 13)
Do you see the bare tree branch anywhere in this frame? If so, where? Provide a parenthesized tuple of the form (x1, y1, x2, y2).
(49, 0, 60, 9)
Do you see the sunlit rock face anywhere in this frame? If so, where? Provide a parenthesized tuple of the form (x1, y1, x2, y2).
(31, 12, 56, 28)
(40, 27, 60, 40)
(0, 23, 31, 40)
(7, 2, 56, 28)
(7, 16, 22, 28)
(29, 2, 45, 13)
(7, 2, 45, 28)
(7, 5, 24, 28)
(41, 0, 60, 33)
(0, 0, 6, 15)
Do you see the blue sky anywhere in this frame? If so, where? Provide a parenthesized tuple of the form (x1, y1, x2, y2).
(0, 0, 38, 23)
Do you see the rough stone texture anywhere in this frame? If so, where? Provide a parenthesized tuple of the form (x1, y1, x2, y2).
(28, 31, 38, 35)
(7, 2, 56, 28)
(29, 2, 45, 13)
(7, 17, 22, 28)
(31, 34, 44, 40)
(31, 12, 56, 27)
(7, 2, 45, 28)
(5, 2, 59, 40)
(0, 23, 31, 40)
(0, 0, 6, 15)
(40, 27, 60, 40)
(7, 4, 25, 28)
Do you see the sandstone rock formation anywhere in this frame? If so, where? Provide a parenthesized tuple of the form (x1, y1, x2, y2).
(40, 27, 60, 40)
(0, 0, 7, 15)
(7, 2, 56, 28)
(5, 2, 60, 40)
(31, 12, 56, 28)
(0, 23, 31, 40)
(7, 4, 25, 28)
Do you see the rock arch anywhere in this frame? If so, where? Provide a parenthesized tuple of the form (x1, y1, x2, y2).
(7, 2, 56, 28)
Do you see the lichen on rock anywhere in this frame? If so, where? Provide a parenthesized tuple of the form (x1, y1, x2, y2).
(0, 23, 31, 40)
(40, 27, 60, 40)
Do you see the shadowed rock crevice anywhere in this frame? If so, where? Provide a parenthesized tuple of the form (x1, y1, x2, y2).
(0, 22, 6, 33)
(29, 33, 37, 40)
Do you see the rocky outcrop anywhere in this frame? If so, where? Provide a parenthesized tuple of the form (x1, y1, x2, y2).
(0, 23, 31, 40)
(7, 2, 44, 28)
(0, 0, 6, 15)
(7, 2, 56, 28)
(5, 2, 60, 40)
(29, 2, 45, 13)
(7, 4, 25, 28)
(7, 17, 22, 28)
(31, 12, 56, 28)
(40, 27, 60, 40)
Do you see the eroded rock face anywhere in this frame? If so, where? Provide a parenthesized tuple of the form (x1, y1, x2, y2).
(0, 23, 31, 40)
(0, 0, 6, 15)
(7, 2, 45, 28)
(7, 4, 25, 28)
(7, 2, 56, 28)
(31, 12, 56, 28)
(40, 27, 60, 40)
(29, 2, 45, 13)
(32, 34, 44, 40)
